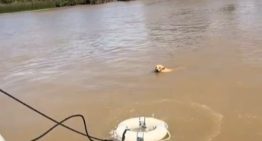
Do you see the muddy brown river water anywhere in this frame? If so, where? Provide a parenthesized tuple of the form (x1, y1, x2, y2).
(1, 0, 262, 141)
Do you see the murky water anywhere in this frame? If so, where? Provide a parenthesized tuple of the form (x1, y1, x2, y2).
(1, 0, 262, 141)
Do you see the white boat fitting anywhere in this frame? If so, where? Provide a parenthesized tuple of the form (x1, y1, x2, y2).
(0, 134, 5, 141)
(113, 117, 171, 141)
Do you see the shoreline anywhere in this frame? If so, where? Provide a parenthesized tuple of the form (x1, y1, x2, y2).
(0, 0, 117, 14)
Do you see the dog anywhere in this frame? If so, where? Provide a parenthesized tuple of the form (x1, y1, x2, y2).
(154, 64, 172, 73)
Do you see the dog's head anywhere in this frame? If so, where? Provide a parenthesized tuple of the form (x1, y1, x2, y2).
(155, 64, 166, 73)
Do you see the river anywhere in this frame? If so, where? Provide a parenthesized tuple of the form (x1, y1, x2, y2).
(0, 0, 262, 141)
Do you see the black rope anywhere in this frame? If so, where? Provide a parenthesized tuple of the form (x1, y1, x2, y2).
(32, 114, 90, 141)
(121, 129, 129, 141)
(0, 89, 113, 141)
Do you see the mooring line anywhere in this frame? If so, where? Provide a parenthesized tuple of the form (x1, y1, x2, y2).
(0, 89, 113, 141)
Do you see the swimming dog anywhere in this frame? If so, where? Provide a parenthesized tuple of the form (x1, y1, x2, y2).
(154, 64, 172, 73)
